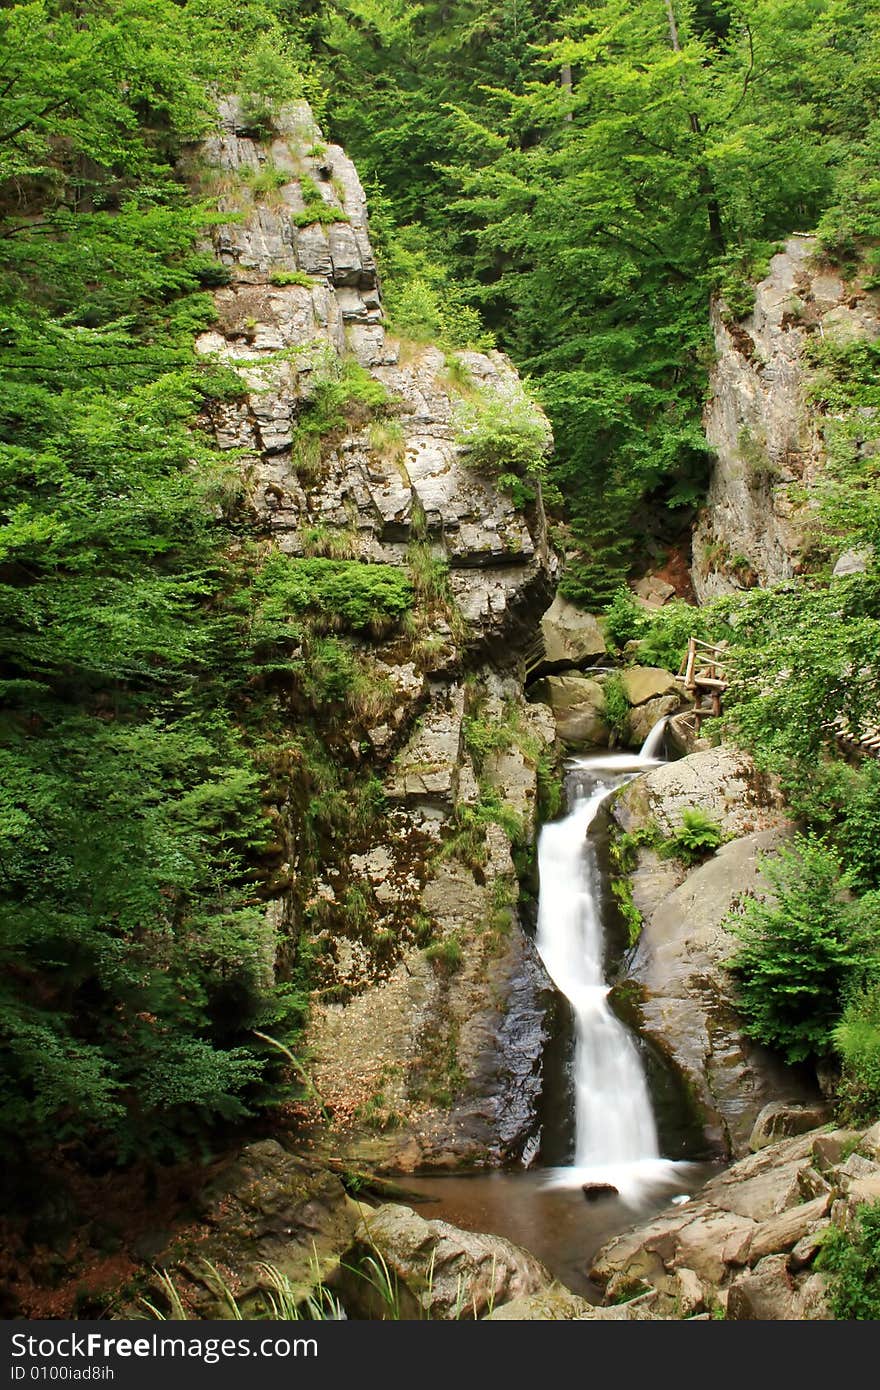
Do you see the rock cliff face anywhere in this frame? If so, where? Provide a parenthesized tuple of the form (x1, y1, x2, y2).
(186, 99, 559, 1168)
(692, 234, 880, 600)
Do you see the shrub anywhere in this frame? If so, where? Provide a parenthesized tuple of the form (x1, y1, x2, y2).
(300, 353, 389, 437)
(602, 672, 631, 744)
(242, 162, 289, 200)
(238, 38, 303, 137)
(253, 554, 412, 636)
(603, 586, 644, 650)
(423, 936, 463, 974)
(834, 980, 880, 1124)
(725, 836, 880, 1065)
(293, 203, 350, 227)
(293, 174, 349, 227)
(816, 1202, 880, 1319)
(637, 600, 710, 673)
(611, 877, 643, 946)
(715, 242, 777, 323)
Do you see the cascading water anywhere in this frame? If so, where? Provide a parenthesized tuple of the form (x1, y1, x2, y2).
(536, 719, 689, 1202)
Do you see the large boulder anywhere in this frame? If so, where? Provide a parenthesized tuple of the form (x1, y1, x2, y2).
(530, 674, 609, 745)
(150, 1140, 359, 1316)
(622, 829, 820, 1155)
(621, 666, 680, 707)
(539, 594, 606, 667)
(749, 1102, 833, 1152)
(613, 745, 786, 839)
(342, 1202, 553, 1319)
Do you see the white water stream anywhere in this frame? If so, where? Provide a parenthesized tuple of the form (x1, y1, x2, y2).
(536, 720, 690, 1202)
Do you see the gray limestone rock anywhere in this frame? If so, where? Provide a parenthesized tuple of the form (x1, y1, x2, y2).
(693, 234, 880, 600)
(530, 673, 609, 745)
(613, 745, 785, 839)
(621, 665, 680, 706)
(538, 594, 606, 668)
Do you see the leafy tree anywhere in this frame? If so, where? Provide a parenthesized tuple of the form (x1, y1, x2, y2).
(725, 836, 880, 1065)
(0, 0, 322, 1169)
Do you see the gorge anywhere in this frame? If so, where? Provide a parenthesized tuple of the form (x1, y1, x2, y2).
(3, 0, 880, 1326)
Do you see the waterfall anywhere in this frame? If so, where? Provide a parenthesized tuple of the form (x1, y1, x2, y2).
(639, 714, 669, 761)
(536, 737, 688, 1201)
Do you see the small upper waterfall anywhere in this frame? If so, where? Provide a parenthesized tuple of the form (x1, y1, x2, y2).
(639, 714, 669, 761)
(536, 728, 688, 1202)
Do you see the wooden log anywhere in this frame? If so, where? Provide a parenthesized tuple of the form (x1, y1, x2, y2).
(684, 638, 696, 691)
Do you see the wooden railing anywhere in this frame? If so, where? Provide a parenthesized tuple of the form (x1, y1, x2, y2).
(676, 637, 729, 727)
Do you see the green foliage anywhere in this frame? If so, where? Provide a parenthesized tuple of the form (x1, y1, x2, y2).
(725, 836, 880, 1065)
(241, 162, 290, 199)
(293, 174, 350, 227)
(462, 699, 541, 771)
(716, 243, 779, 323)
(816, 1202, 880, 1320)
(664, 808, 724, 866)
(717, 576, 880, 771)
(834, 983, 880, 1125)
(790, 760, 880, 896)
(293, 202, 350, 227)
(423, 936, 464, 974)
(801, 334, 880, 562)
(536, 748, 564, 823)
(299, 351, 390, 436)
(313, 0, 880, 600)
(239, 36, 305, 137)
(638, 602, 713, 673)
(602, 589, 711, 673)
(0, 0, 329, 1169)
(252, 553, 413, 636)
(601, 673, 631, 744)
(611, 877, 643, 947)
(603, 588, 645, 650)
(438, 790, 525, 870)
(363, 190, 495, 351)
(454, 383, 549, 505)
(270, 270, 316, 287)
